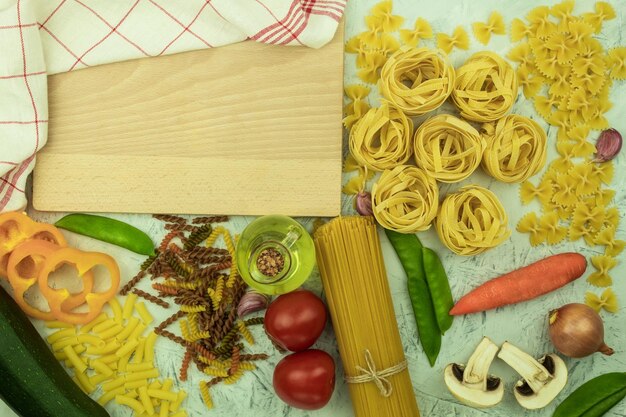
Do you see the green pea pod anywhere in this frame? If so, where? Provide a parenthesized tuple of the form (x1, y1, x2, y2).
(56, 213, 155, 256)
(422, 247, 454, 334)
(553, 372, 626, 417)
(385, 229, 441, 367)
(581, 387, 626, 417)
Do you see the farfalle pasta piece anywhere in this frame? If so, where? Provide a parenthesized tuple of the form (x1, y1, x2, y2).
(549, 157, 574, 175)
(595, 225, 626, 257)
(436, 26, 470, 54)
(379, 47, 455, 116)
(534, 95, 558, 120)
(518, 67, 545, 99)
(549, 69, 572, 98)
(589, 160, 614, 185)
(369, 0, 404, 33)
(570, 162, 598, 195)
(594, 188, 616, 206)
(585, 288, 618, 313)
(343, 85, 371, 129)
(545, 33, 578, 64)
(517, 212, 547, 246)
(568, 20, 595, 49)
(538, 212, 568, 244)
(481, 115, 547, 183)
(473, 11, 505, 45)
(587, 255, 616, 287)
(571, 204, 604, 233)
(553, 173, 579, 206)
(437, 185, 510, 255)
(551, 0, 576, 31)
(341, 175, 363, 195)
(527, 5, 558, 39)
(511, 18, 532, 42)
(582, 1, 616, 33)
(343, 153, 360, 173)
(372, 165, 439, 233)
(570, 67, 606, 95)
(536, 55, 569, 80)
(602, 207, 619, 230)
(357, 52, 387, 84)
(572, 53, 605, 79)
(345, 36, 370, 69)
(399, 18, 433, 47)
(452, 51, 518, 122)
(507, 43, 533, 68)
(379, 33, 401, 56)
(520, 179, 552, 205)
(606, 47, 626, 80)
(566, 125, 596, 158)
(413, 114, 485, 183)
(349, 104, 413, 171)
(569, 219, 598, 246)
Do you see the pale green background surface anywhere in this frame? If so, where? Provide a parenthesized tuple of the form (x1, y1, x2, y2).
(2, 0, 626, 416)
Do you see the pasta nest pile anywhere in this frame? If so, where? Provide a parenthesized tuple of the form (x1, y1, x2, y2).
(451, 51, 519, 122)
(349, 104, 413, 171)
(481, 115, 548, 183)
(412, 114, 485, 183)
(379, 47, 455, 116)
(371, 165, 439, 233)
(436, 185, 511, 256)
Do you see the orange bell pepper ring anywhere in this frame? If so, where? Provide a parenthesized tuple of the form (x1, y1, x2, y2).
(0, 211, 67, 278)
(6, 240, 95, 321)
(38, 247, 120, 325)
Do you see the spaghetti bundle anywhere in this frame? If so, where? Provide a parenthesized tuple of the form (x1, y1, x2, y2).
(481, 115, 548, 183)
(372, 165, 438, 233)
(413, 114, 485, 183)
(451, 51, 518, 122)
(314, 216, 420, 417)
(379, 47, 455, 116)
(349, 104, 413, 171)
(436, 185, 511, 255)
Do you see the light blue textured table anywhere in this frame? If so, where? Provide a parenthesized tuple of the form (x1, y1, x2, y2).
(2, 0, 626, 416)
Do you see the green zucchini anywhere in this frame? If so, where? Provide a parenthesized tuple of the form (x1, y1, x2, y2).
(0, 284, 109, 417)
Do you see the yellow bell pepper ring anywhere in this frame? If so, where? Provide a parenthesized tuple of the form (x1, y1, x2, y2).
(0, 211, 67, 278)
(7, 240, 95, 321)
(38, 247, 120, 325)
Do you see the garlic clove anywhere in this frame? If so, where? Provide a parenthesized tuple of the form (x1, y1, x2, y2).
(355, 191, 373, 216)
(594, 128, 622, 162)
(237, 290, 271, 318)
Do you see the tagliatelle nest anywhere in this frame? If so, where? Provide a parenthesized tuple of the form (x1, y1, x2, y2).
(379, 46, 455, 116)
(452, 51, 519, 122)
(436, 185, 511, 256)
(413, 114, 486, 183)
(372, 165, 439, 233)
(349, 103, 413, 171)
(481, 115, 548, 183)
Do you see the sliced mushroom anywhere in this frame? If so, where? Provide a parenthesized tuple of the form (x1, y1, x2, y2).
(497, 341, 567, 410)
(444, 337, 504, 408)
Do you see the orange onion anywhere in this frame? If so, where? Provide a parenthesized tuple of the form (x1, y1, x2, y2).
(548, 303, 614, 358)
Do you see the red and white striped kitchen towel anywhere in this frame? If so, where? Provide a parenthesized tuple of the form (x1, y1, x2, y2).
(0, 0, 346, 212)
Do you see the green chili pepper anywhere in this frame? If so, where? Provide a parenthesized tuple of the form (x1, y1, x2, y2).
(553, 372, 626, 417)
(422, 247, 454, 334)
(55, 213, 155, 256)
(385, 229, 440, 367)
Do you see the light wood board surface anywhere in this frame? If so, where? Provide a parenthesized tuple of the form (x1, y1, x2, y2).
(33, 25, 344, 217)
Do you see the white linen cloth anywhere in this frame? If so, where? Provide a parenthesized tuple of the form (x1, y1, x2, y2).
(0, 0, 346, 212)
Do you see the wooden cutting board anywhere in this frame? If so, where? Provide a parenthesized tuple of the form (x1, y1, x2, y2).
(33, 26, 344, 217)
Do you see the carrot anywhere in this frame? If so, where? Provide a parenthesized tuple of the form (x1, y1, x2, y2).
(450, 253, 587, 315)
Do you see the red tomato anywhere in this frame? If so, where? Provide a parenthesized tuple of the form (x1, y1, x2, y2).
(264, 290, 326, 352)
(273, 349, 335, 410)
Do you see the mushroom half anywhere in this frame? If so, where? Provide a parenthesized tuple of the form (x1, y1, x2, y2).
(444, 337, 504, 408)
(497, 341, 567, 410)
